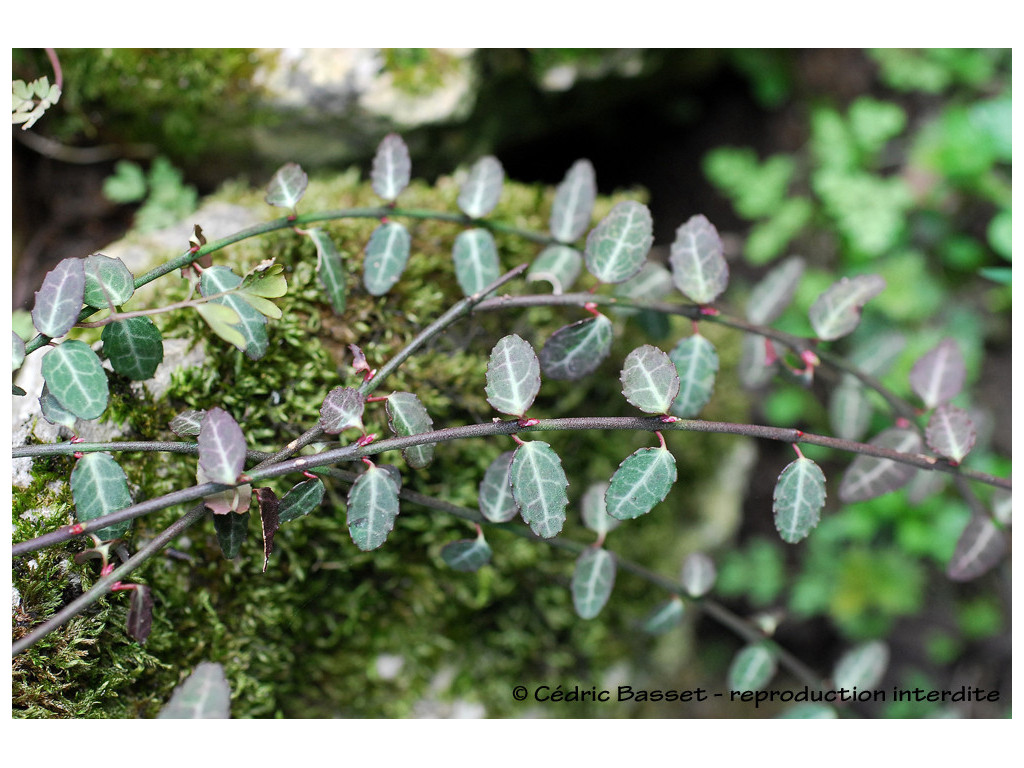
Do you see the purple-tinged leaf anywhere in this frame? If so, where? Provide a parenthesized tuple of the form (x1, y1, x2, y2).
(947, 514, 1008, 581)
(371, 133, 411, 202)
(363, 221, 411, 296)
(905, 468, 947, 505)
(746, 256, 805, 325)
(170, 409, 205, 437)
(279, 478, 325, 524)
(681, 552, 716, 598)
(773, 457, 827, 544)
(265, 162, 308, 210)
(213, 510, 249, 558)
(319, 386, 365, 434)
(539, 313, 614, 380)
(925, 404, 976, 463)
(838, 427, 921, 503)
(441, 529, 492, 572)
(485, 334, 541, 418)
(849, 331, 905, 377)
(309, 228, 347, 315)
(70, 452, 132, 540)
(198, 407, 246, 485)
(478, 451, 519, 523)
(41, 340, 108, 420)
(158, 663, 231, 719)
(669, 214, 729, 304)
(126, 585, 154, 643)
(584, 200, 653, 284)
(510, 440, 569, 538)
(452, 228, 500, 296)
(255, 487, 280, 572)
(808, 274, 886, 341)
(572, 547, 616, 619)
(550, 159, 597, 243)
(82, 254, 134, 309)
(201, 474, 251, 516)
(32, 258, 85, 338)
(528, 245, 583, 294)
(458, 155, 504, 218)
(347, 465, 401, 551)
(620, 344, 680, 415)
(739, 333, 776, 389)
(909, 338, 966, 409)
(386, 391, 436, 469)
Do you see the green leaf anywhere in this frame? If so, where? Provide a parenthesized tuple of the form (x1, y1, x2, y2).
(550, 159, 597, 243)
(441, 530, 493, 572)
(838, 427, 921, 503)
(101, 317, 164, 381)
(485, 334, 541, 418)
(612, 260, 674, 316)
(772, 457, 827, 544)
(102, 160, 147, 203)
(386, 391, 436, 469)
(41, 340, 109, 420)
(279, 478, 326, 524)
(572, 547, 616, 619)
(528, 245, 583, 294)
(642, 597, 685, 635)
(478, 451, 519, 523)
(363, 222, 411, 296)
(776, 703, 837, 719)
(319, 386, 365, 434)
(584, 200, 653, 284)
(728, 643, 777, 693)
(539, 313, 613, 381)
(70, 452, 132, 540)
(580, 481, 620, 537)
(347, 465, 401, 551)
(240, 263, 288, 298)
(808, 274, 886, 341)
(32, 258, 85, 339)
(198, 407, 246, 485)
(82, 254, 135, 309)
(669, 334, 719, 418)
(309, 228, 347, 315)
(925, 404, 976, 463)
(947, 514, 1008, 582)
(828, 378, 874, 442)
(237, 292, 282, 320)
(605, 446, 677, 520)
(13, 331, 25, 372)
(39, 382, 78, 428)
(620, 344, 680, 414)
(264, 162, 308, 210)
(371, 133, 411, 202)
(746, 256, 805, 325)
(194, 302, 247, 352)
(669, 214, 729, 304)
(200, 266, 269, 360)
(452, 228, 500, 296)
(681, 552, 716, 597)
(738, 333, 775, 389)
(458, 156, 504, 218)
(157, 663, 231, 719)
(909, 338, 966, 409)
(833, 640, 889, 691)
(213, 510, 249, 559)
(509, 440, 569, 538)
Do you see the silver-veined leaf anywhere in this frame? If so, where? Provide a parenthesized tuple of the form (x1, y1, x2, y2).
(386, 391, 435, 469)
(681, 552, 716, 597)
(605, 446, 677, 520)
(265, 162, 308, 210)
(926, 404, 976, 463)
(279, 478, 326, 524)
(198, 407, 246, 485)
(909, 338, 966, 409)
(991, 489, 1011, 526)
(642, 597, 685, 634)
(441, 530, 492, 572)
(808, 274, 886, 341)
(773, 457, 827, 544)
(527, 244, 582, 294)
(194, 302, 247, 352)
(510, 440, 569, 538)
(828, 377, 874, 442)
(539, 313, 613, 381)
(198, 464, 251, 516)
(669, 334, 719, 418)
(850, 330, 906, 377)
(728, 643, 777, 693)
(485, 334, 541, 418)
(200, 266, 268, 360)
(169, 409, 205, 437)
(452, 228, 500, 297)
(580, 481, 620, 536)
(838, 427, 921, 503)
(158, 663, 231, 719)
(746, 256, 805, 324)
(669, 214, 729, 304)
(41, 340, 108, 420)
(363, 221, 410, 296)
(82, 254, 134, 309)
(478, 451, 519, 523)
(70, 452, 132, 540)
(776, 704, 837, 719)
(612, 260, 674, 317)
(572, 547, 616, 619)
(101, 317, 164, 381)
(347, 465, 401, 551)
(584, 200, 653, 284)
(309, 228, 347, 315)
(39, 382, 77, 428)
(13, 331, 25, 372)
(371, 133, 411, 202)
(319, 386, 365, 434)
(32, 257, 85, 338)
(833, 640, 889, 691)
(947, 514, 1008, 581)
(550, 159, 596, 243)
(458, 155, 504, 218)
(906, 468, 948, 505)
(620, 344, 680, 415)
(738, 333, 775, 389)
(213, 510, 249, 559)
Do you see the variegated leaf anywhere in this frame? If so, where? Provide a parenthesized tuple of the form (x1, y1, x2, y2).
(838, 427, 921, 503)
(669, 214, 729, 304)
(347, 464, 401, 551)
(458, 156, 504, 218)
(925, 404, 976, 463)
(909, 338, 966, 409)
(371, 133, 411, 201)
(452, 228, 500, 296)
(319, 386, 365, 434)
(746, 256, 805, 325)
(584, 200, 653, 284)
(772, 457, 827, 544)
(527, 245, 582, 294)
(620, 345, 680, 414)
(550, 159, 596, 243)
(478, 451, 519, 523)
(572, 547, 616, 619)
(197, 407, 247, 485)
(70, 452, 132, 540)
(808, 274, 886, 341)
(605, 446, 677, 520)
(485, 334, 541, 418)
(539, 313, 613, 381)
(385, 391, 435, 469)
(363, 222, 411, 296)
(32, 258, 85, 338)
(265, 162, 308, 210)
(510, 441, 569, 538)
(669, 334, 719, 418)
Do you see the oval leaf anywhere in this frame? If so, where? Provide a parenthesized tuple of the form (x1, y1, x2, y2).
(363, 221, 411, 296)
(947, 514, 1008, 582)
(838, 427, 921, 503)
(13, 332, 25, 372)
(550, 159, 597, 243)
(828, 378, 874, 442)
(347, 465, 401, 551)
(198, 407, 246, 485)
(158, 663, 231, 719)
(82, 254, 135, 309)
(452, 228, 500, 297)
(926, 404, 976, 463)
(41, 340, 109, 420)
(509, 441, 569, 538)
(200, 266, 269, 360)
(70, 452, 132, 540)
(728, 643, 777, 693)
(605, 446, 677, 520)
(213, 510, 250, 559)
(572, 547, 616, 619)
(738, 333, 775, 389)
(169, 409, 205, 437)
(458, 155, 504, 218)
(681, 552, 716, 597)
(669, 334, 719, 418)
(39, 382, 78, 428)
(612, 260, 674, 317)
(265, 162, 308, 210)
(279, 478, 326, 524)
(441, 531, 492, 572)
(478, 451, 519, 523)
(309, 228, 347, 315)
(101, 317, 164, 381)
(584, 200, 653, 284)
(746, 256, 805, 325)
(909, 338, 966, 409)
(620, 344, 680, 415)
(386, 391, 436, 469)
(808, 274, 886, 341)
(539, 313, 613, 381)
(319, 386, 365, 434)
(580, 481, 620, 536)
(669, 214, 729, 304)
(371, 133, 411, 202)
(194, 302, 247, 352)
(642, 597, 685, 635)
(485, 334, 541, 418)
(773, 457, 827, 544)
(833, 640, 889, 691)
(32, 258, 85, 338)
(126, 584, 154, 643)
(528, 244, 583, 295)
